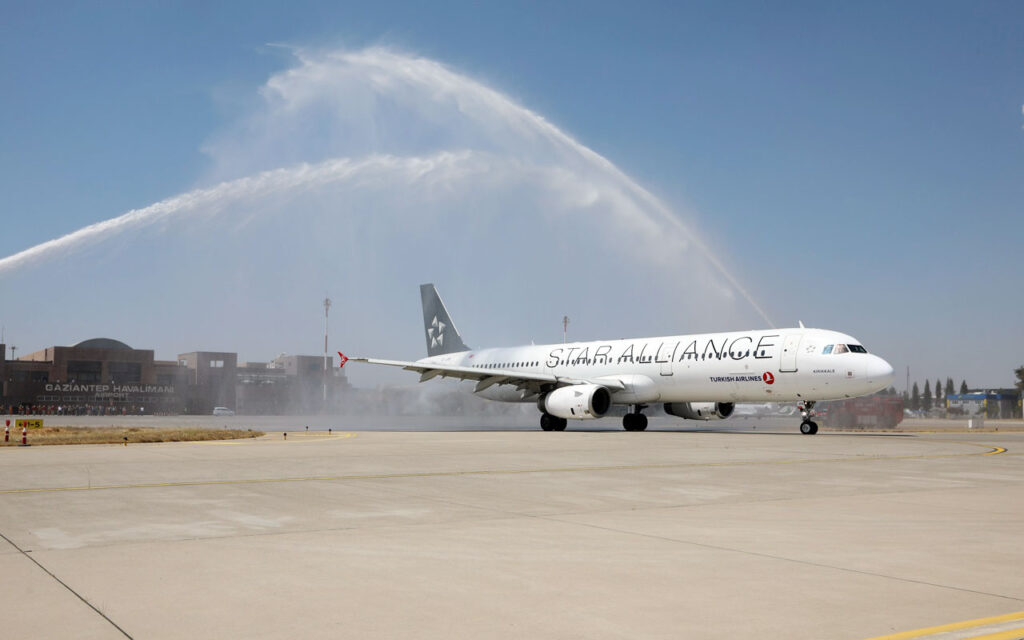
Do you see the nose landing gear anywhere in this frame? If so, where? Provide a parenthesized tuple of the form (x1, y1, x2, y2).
(798, 401, 818, 435)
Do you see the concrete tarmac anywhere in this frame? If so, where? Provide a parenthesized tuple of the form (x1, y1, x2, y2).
(1, 424, 1022, 639)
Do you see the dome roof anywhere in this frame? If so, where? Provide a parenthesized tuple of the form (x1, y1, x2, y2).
(73, 338, 133, 351)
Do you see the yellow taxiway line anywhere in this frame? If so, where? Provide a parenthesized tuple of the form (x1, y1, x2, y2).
(197, 432, 358, 445)
(863, 610, 1024, 640)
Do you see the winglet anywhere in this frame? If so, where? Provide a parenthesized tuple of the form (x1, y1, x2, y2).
(798, 321, 805, 329)
(337, 352, 350, 368)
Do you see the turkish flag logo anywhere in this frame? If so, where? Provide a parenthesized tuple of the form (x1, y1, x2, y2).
(762, 372, 775, 384)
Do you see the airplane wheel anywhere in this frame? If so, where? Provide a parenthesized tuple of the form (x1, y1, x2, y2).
(553, 418, 568, 431)
(540, 414, 555, 431)
(634, 413, 648, 431)
(800, 420, 819, 435)
(623, 413, 648, 431)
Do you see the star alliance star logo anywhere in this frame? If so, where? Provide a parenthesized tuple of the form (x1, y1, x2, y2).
(427, 316, 446, 348)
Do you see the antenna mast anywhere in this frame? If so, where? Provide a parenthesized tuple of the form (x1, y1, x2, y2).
(323, 297, 332, 411)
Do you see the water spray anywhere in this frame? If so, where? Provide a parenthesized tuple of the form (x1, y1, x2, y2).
(0, 46, 773, 328)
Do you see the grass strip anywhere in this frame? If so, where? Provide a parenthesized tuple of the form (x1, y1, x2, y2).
(1, 426, 264, 446)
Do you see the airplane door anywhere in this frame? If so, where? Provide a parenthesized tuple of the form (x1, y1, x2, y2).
(779, 333, 801, 372)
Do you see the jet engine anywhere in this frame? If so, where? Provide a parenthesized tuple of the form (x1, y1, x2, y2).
(541, 385, 612, 420)
(663, 402, 735, 421)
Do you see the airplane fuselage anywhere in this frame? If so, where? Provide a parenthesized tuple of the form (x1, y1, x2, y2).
(418, 327, 894, 405)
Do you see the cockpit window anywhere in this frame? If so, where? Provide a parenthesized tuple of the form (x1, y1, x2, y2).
(848, 344, 867, 353)
(833, 344, 849, 354)
(822, 344, 834, 354)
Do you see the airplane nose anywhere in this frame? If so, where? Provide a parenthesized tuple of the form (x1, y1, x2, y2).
(865, 356, 895, 387)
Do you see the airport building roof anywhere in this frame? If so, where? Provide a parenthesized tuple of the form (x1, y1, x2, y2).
(73, 338, 134, 350)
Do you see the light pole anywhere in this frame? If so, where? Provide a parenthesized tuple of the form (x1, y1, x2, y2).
(562, 316, 569, 344)
(323, 297, 332, 411)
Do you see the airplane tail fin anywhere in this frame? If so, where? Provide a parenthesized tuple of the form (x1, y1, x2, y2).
(420, 283, 470, 357)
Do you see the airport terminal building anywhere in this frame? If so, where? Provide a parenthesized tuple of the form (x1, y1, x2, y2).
(1, 339, 348, 416)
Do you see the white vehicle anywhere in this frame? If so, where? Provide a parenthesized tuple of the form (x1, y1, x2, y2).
(343, 284, 894, 434)
(212, 407, 235, 416)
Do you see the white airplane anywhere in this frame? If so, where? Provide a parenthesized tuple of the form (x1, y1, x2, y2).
(341, 284, 895, 433)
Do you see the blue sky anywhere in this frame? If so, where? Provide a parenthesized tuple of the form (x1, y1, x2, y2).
(1, 1, 1022, 389)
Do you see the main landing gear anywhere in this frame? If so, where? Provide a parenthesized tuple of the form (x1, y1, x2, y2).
(623, 405, 648, 431)
(798, 401, 819, 435)
(540, 413, 567, 431)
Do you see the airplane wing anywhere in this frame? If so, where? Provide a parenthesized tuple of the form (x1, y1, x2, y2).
(348, 356, 624, 395)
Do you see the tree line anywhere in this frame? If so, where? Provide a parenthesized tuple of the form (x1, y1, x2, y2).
(902, 378, 970, 412)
